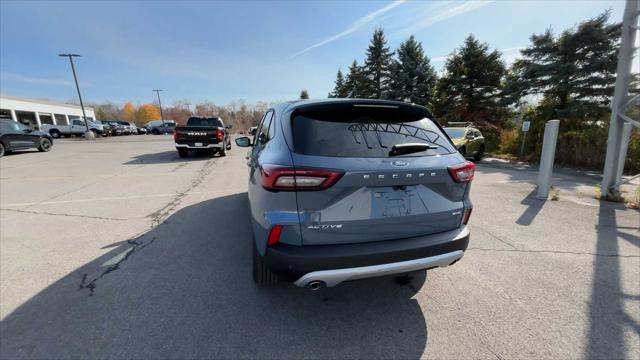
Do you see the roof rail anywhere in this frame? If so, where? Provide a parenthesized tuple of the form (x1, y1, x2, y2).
(446, 121, 475, 127)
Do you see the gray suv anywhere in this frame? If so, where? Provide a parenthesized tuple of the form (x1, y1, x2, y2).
(235, 99, 474, 289)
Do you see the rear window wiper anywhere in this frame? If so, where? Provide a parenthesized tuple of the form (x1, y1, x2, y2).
(389, 143, 437, 157)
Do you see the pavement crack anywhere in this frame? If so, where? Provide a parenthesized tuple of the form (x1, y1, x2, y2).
(78, 158, 215, 296)
(0, 208, 128, 221)
(472, 225, 518, 249)
(147, 158, 214, 227)
(467, 247, 640, 258)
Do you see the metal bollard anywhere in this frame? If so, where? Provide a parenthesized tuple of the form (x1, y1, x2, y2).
(536, 120, 560, 199)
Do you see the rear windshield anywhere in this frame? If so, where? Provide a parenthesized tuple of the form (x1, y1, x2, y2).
(187, 117, 223, 127)
(292, 116, 455, 157)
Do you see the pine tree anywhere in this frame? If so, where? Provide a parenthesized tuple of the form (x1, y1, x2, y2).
(388, 35, 437, 107)
(329, 69, 349, 98)
(504, 11, 627, 121)
(433, 35, 506, 123)
(363, 28, 394, 99)
(299, 89, 310, 99)
(344, 60, 368, 98)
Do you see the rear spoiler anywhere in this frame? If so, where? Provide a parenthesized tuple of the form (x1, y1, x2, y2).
(291, 100, 432, 123)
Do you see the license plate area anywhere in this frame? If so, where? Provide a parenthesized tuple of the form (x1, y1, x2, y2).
(195, 142, 203, 147)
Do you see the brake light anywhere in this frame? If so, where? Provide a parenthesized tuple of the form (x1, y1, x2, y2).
(267, 225, 283, 246)
(462, 207, 473, 225)
(172, 129, 177, 141)
(260, 164, 344, 191)
(448, 162, 476, 183)
(216, 129, 223, 141)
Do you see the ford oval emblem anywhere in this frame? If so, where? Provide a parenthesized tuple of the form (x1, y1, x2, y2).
(391, 160, 409, 167)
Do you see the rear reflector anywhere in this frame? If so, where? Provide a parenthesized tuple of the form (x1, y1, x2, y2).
(267, 225, 283, 246)
(448, 162, 476, 183)
(462, 208, 473, 225)
(172, 129, 177, 141)
(260, 164, 344, 191)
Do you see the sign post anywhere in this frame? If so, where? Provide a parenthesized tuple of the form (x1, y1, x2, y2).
(519, 121, 530, 159)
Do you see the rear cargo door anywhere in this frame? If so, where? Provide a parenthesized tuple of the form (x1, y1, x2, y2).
(290, 104, 468, 245)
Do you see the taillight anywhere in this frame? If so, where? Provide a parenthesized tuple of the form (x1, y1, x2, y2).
(260, 164, 344, 191)
(216, 129, 223, 141)
(462, 207, 473, 225)
(448, 162, 476, 183)
(172, 129, 177, 141)
(267, 225, 283, 246)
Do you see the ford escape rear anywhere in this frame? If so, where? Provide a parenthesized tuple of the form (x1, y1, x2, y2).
(235, 99, 474, 289)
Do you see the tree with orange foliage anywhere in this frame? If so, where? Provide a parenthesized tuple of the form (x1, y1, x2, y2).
(136, 104, 161, 125)
(122, 102, 137, 122)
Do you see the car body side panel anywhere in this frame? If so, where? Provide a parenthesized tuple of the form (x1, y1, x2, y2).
(247, 111, 303, 255)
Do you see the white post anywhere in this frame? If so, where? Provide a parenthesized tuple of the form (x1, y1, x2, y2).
(615, 122, 633, 184)
(64, 114, 70, 126)
(34, 112, 42, 129)
(537, 120, 560, 199)
(10, 109, 17, 122)
(51, 112, 57, 125)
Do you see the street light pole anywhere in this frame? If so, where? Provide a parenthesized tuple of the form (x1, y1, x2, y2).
(152, 90, 165, 127)
(59, 53, 91, 136)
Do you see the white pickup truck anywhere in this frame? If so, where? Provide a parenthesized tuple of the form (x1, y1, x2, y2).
(41, 119, 105, 138)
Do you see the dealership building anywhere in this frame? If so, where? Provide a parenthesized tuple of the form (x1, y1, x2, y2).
(0, 95, 96, 129)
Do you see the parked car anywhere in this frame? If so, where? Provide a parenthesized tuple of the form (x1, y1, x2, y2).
(41, 119, 105, 138)
(100, 121, 115, 136)
(106, 121, 125, 136)
(117, 121, 138, 135)
(173, 117, 232, 158)
(234, 99, 474, 289)
(146, 120, 176, 134)
(136, 126, 147, 135)
(0, 119, 53, 157)
(444, 122, 485, 161)
(248, 126, 258, 135)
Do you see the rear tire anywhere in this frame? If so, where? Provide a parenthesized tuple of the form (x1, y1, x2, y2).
(219, 146, 227, 157)
(177, 148, 188, 158)
(49, 130, 61, 139)
(0, 142, 5, 157)
(458, 146, 467, 157)
(253, 240, 278, 285)
(38, 138, 52, 152)
(474, 145, 485, 162)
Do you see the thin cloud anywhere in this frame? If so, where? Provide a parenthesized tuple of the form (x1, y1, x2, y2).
(393, 0, 494, 37)
(288, 0, 406, 59)
(1, 72, 74, 86)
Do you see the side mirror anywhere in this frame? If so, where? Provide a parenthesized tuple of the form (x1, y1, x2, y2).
(235, 136, 252, 147)
(225, 124, 233, 129)
(23, 128, 32, 133)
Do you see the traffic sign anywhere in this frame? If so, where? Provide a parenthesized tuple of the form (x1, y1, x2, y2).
(522, 121, 531, 132)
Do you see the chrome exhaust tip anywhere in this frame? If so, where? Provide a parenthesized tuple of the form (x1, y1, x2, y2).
(307, 280, 325, 291)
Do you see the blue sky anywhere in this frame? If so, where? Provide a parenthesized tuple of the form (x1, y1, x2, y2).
(0, 0, 630, 106)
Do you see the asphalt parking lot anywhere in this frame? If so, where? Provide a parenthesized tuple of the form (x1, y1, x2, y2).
(1, 135, 638, 359)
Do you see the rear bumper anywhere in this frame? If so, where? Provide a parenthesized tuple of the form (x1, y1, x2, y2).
(175, 142, 223, 149)
(264, 226, 469, 287)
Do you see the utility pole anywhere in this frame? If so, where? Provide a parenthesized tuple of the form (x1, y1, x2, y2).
(59, 53, 92, 138)
(601, 0, 639, 199)
(152, 89, 165, 127)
